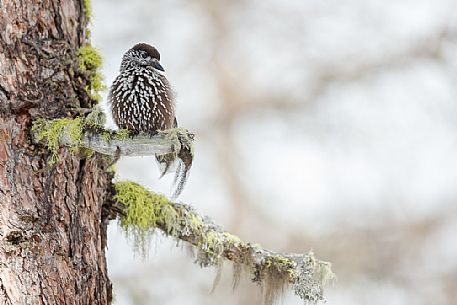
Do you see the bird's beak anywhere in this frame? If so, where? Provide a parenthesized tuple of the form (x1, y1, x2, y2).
(153, 61, 165, 72)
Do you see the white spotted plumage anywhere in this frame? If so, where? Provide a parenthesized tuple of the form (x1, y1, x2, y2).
(108, 43, 191, 200)
(108, 46, 175, 133)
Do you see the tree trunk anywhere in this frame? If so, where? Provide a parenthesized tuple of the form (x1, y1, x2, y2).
(0, 1, 112, 304)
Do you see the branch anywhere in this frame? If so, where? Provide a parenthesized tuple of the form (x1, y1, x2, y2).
(77, 131, 180, 156)
(30, 114, 335, 303)
(31, 113, 194, 161)
(110, 181, 335, 305)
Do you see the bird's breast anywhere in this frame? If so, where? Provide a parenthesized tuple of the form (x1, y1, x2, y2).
(109, 69, 175, 132)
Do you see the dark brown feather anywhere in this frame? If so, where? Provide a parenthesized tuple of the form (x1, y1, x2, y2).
(108, 43, 191, 199)
(132, 43, 161, 60)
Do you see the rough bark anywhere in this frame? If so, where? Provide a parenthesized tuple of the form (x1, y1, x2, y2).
(0, 1, 112, 304)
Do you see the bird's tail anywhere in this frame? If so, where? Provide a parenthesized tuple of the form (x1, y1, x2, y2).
(155, 144, 193, 200)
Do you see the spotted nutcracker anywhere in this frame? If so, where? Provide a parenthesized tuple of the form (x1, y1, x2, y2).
(108, 43, 189, 198)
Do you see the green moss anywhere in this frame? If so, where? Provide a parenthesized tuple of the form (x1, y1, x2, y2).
(32, 117, 83, 164)
(87, 72, 105, 101)
(85, 28, 91, 40)
(77, 45, 106, 102)
(31, 110, 139, 166)
(77, 45, 101, 72)
(114, 181, 228, 263)
(110, 181, 333, 303)
(82, 0, 92, 21)
(112, 180, 294, 290)
(113, 129, 130, 140)
(100, 128, 130, 142)
(79, 147, 95, 158)
(115, 181, 171, 229)
(114, 181, 181, 255)
(106, 163, 116, 174)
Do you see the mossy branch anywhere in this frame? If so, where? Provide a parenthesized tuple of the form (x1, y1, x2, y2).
(112, 181, 335, 305)
(31, 112, 194, 159)
(30, 113, 334, 304)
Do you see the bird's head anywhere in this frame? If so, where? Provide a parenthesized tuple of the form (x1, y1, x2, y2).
(120, 43, 165, 72)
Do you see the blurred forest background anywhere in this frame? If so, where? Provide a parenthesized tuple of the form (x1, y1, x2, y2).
(91, 0, 457, 304)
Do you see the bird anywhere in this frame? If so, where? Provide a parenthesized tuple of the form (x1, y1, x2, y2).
(109, 43, 175, 134)
(108, 43, 190, 199)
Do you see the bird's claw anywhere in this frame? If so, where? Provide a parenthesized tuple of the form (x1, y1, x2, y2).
(148, 130, 158, 138)
(128, 130, 140, 139)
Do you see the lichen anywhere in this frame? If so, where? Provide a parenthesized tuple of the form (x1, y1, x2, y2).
(251, 255, 297, 305)
(84, 105, 106, 129)
(159, 128, 195, 155)
(223, 232, 242, 247)
(292, 252, 336, 303)
(265, 255, 297, 280)
(157, 128, 195, 199)
(111, 181, 334, 304)
(32, 117, 83, 164)
(197, 231, 225, 267)
(113, 181, 226, 262)
(77, 45, 106, 102)
(179, 205, 203, 237)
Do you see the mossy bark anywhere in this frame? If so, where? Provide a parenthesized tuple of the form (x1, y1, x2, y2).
(0, 1, 112, 304)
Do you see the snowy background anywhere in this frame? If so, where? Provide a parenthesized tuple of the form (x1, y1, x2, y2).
(91, 0, 457, 304)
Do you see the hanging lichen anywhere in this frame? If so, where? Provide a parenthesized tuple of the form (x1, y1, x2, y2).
(112, 181, 335, 304)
